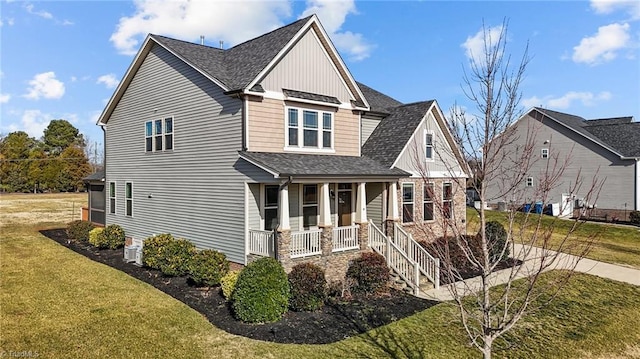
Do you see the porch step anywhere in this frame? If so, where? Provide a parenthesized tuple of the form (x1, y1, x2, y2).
(389, 271, 435, 293)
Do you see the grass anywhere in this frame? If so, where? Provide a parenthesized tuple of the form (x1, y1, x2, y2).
(1, 193, 639, 358)
(466, 207, 640, 269)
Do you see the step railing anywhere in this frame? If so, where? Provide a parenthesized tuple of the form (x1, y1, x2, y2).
(248, 229, 275, 257)
(393, 223, 440, 289)
(369, 220, 420, 295)
(332, 225, 359, 252)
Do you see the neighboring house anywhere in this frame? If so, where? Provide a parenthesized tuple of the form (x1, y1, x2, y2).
(485, 107, 640, 220)
(96, 15, 468, 290)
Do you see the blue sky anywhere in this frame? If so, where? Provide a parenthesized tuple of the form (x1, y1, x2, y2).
(1, 0, 638, 147)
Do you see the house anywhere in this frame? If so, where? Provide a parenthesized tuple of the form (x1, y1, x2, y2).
(485, 107, 640, 220)
(82, 171, 105, 226)
(96, 15, 469, 291)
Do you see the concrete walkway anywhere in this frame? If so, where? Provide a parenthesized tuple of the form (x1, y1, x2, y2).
(420, 243, 640, 301)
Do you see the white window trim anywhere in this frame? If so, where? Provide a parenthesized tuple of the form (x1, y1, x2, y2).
(145, 116, 174, 153)
(125, 182, 133, 217)
(526, 177, 534, 187)
(109, 181, 116, 215)
(541, 148, 548, 159)
(424, 130, 435, 162)
(402, 182, 415, 224)
(442, 182, 453, 219)
(261, 184, 279, 231)
(423, 182, 435, 222)
(284, 106, 335, 153)
(300, 184, 319, 230)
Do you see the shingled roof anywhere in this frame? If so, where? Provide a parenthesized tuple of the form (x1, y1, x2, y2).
(534, 108, 639, 158)
(151, 16, 310, 91)
(357, 82, 403, 113)
(362, 101, 434, 168)
(239, 151, 408, 178)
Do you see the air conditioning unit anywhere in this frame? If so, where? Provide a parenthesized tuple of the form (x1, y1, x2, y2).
(123, 245, 137, 263)
(134, 246, 143, 266)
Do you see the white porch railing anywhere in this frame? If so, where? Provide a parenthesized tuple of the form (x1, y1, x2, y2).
(291, 230, 322, 258)
(332, 225, 359, 252)
(394, 223, 440, 289)
(248, 229, 275, 257)
(369, 220, 420, 295)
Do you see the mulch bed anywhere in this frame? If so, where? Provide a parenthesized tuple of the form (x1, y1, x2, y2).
(41, 228, 439, 344)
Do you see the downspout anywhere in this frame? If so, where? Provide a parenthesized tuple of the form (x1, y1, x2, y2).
(636, 158, 640, 210)
(242, 95, 248, 151)
(101, 124, 107, 225)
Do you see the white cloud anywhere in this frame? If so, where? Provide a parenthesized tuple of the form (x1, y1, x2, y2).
(591, 0, 640, 20)
(24, 71, 65, 100)
(0, 93, 10, 103)
(300, 0, 373, 61)
(25, 3, 52, 19)
(462, 25, 504, 61)
(572, 23, 630, 65)
(110, 0, 291, 55)
(97, 74, 119, 89)
(522, 91, 612, 109)
(8, 110, 52, 138)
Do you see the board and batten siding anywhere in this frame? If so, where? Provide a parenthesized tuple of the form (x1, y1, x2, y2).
(484, 113, 636, 210)
(104, 44, 273, 264)
(247, 98, 360, 156)
(366, 182, 384, 228)
(260, 28, 352, 103)
(394, 112, 464, 177)
(361, 117, 381, 145)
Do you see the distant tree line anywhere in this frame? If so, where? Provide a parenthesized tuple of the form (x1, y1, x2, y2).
(0, 119, 101, 193)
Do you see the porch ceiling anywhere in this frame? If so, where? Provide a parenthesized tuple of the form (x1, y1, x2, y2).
(239, 151, 409, 179)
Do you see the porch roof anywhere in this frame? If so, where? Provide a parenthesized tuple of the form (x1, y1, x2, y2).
(239, 151, 409, 179)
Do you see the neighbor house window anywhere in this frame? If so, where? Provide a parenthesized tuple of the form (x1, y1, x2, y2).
(541, 148, 548, 159)
(145, 117, 174, 152)
(402, 183, 414, 223)
(423, 183, 434, 221)
(286, 107, 333, 150)
(526, 177, 534, 187)
(125, 182, 133, 217)
(443, 183, 453, 219)
(425, 131, 434, 161)
(302, 184, 318, 229)
(264, 185, 279, 231)
(109, 182, 116, 214)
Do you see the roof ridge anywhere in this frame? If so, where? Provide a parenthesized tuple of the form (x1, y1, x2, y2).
(226, 15, 313, 52)
(150, 34, 224, 52)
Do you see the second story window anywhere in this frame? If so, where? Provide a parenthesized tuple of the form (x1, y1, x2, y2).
(286, 107, 333, 151)
(541, 148, 548, 159)
(145, 117, 174, 152)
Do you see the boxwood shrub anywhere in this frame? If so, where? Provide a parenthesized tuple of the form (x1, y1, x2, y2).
(142, 233, 174, 270)
(220, 270, 241, 301)
(88, 224, 125, 249)
(346, 252, 389, 296)
(288, 263, 326, 311)
(88, 227, 105, 247)
(187, 249, 229, 287)
(66, 220, 95, 242)
(630, 210, 640, 225)
(232, 257, 290, 323)
(160, 238, 196, 276)
(484, 220, 509, 262)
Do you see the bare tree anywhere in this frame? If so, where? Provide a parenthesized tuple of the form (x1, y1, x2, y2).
(84, 137, 104, 173)
(409, 19, 603, 359)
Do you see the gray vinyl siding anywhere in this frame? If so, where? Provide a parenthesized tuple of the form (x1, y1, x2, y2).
(248, 184, 261, 230)
(366, 182, 384, 227)
(395, 113, 464, 176)
(484, 113, 636, 210)
(361, 117, 381, 145)
(289, 183, 300, 230)
(104, 44, 273, 264)
(261, 29, 352, 103)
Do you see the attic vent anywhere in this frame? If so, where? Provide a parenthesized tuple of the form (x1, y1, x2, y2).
(200, 35, 204, 45)
(219, 40, 224, 49)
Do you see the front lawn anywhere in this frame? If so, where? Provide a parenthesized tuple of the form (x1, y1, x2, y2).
(1, 194, 639, 358)
(467, 207, 640, 269)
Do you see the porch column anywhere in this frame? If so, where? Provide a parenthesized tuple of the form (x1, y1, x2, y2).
(386, 181, 400, 238)
(355, 182, 367, 223)
(278, 183, 290, 231)
(319, 182, 331, 226)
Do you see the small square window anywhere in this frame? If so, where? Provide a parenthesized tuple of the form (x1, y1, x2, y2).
(526, 177, 534, 187)
(541, 148, 549, 159)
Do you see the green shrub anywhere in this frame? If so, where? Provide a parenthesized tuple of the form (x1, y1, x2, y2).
(88, 227, 104, 247)
(102, 224, 126, 249)
(66, 220, 95, 242)
(484, 220, 509, 262)
(630, 211, 640, 225)
(187, 249, 229, 287)
(288, 263, 326, 311)
(220, 270, 240, 301)
(159, 238, 196, 276)
(232, 257, 290, 323)
(142, 233, 174, 270)
(346, 252, 389, 296)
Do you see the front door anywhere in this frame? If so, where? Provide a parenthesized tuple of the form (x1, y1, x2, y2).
(338, 184, 352, 227)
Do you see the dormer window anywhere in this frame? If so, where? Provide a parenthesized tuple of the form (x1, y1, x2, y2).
(286, 106, 333, 151)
